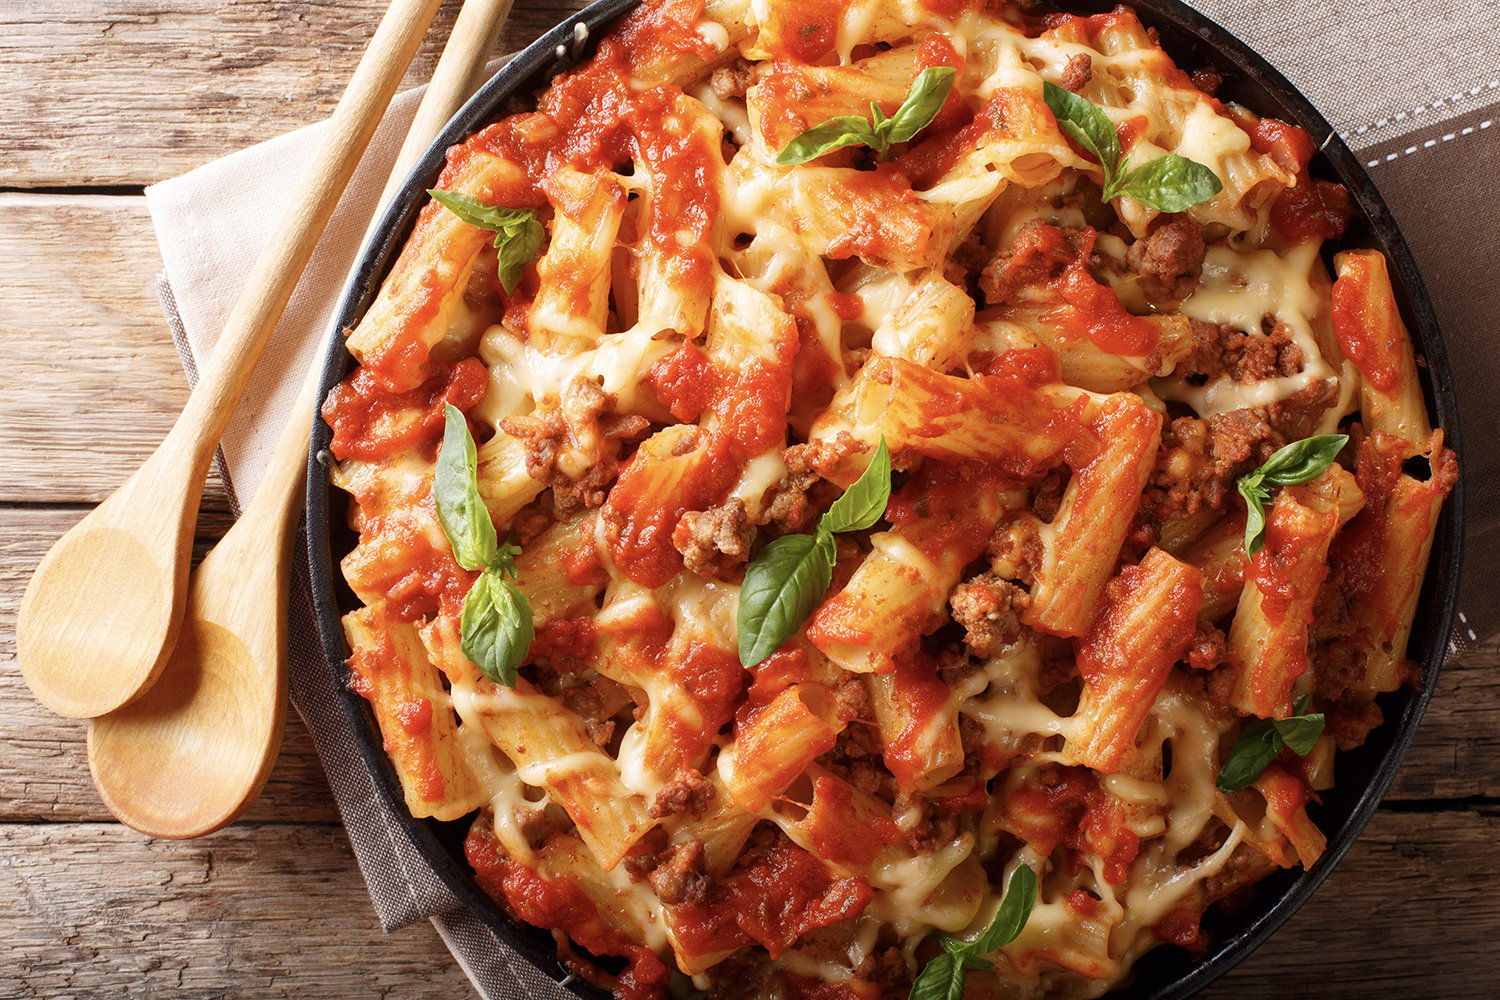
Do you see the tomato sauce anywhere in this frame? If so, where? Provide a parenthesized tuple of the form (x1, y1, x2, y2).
(528, 617, 599, 670)
(602, 426, 739, 587)
(323, 357, 487, 463)
(1330, 257, 1402, 393)
(758, 0, 851, 63)
(465, 823, 670, 1000)
(880, 653, 957, 789)
(915, 35, 967, 133)
(1245, 116, 1351, 244)
(1048, 251, 1160, 356)
(647, 341, 718, 422)
(662, 639, 745, 753)
(803, 777, 902, 868)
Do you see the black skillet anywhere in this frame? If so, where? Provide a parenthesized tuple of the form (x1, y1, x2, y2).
(306, 1, 1465, 995)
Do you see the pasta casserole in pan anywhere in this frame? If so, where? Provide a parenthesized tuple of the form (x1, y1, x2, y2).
(318, 0, 1459, 995)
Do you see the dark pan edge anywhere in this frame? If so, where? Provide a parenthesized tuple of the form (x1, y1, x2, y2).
(306, 1, 640, 995)
(304, 1, 1465, 997)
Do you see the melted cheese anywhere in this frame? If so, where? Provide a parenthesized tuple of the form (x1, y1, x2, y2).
(324, 0, 1428, 994)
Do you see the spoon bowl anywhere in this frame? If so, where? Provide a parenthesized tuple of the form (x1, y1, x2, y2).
(18, 444, 204, 719)
(14, 0, 445, 722)
(88, 553, 288, 839)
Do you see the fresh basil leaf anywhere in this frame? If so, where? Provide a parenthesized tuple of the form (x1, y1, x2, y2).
(1042, 80, 1120, 176)
(1237, 434, 1348, 554)
(1237, 475, 1270, 557)
(774, 116, 877, 165)
(884, 66, 957, 145)
(915, 866, 1035, 1000)
(969, 865, 1039, 955)
(1256, 434, 1350, 487)
(737, 529, 836, 667)
(460, 571, 534, 687)
(1273, 711, 1326, 756)
(435, 403, 498, 572)
(492, 537, 524, 579)
(1112, 154, 1224, 212)
(821, 438, 892, 534)
(428, 188, 543, 294)
(495, 213, 545, 294)
(907, 953, 964, 1000)
(778, 67, 956, 165)
(1216, 706, 1323, 793)
(428, 188, 534, 231)
(1215, 718, 1280, 793)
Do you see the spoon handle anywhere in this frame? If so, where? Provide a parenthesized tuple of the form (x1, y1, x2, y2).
(248, 0, 519, 531)
(173, 0, 448, 468)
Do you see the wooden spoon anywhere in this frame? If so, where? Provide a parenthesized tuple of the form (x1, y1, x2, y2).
(16, 0, 446, 720)
(88, 0, 516, 839)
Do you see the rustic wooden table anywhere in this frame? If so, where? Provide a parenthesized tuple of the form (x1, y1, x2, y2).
(1, 2, 1494, 998)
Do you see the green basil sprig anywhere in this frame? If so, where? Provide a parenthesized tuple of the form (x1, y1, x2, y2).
(737, 438, 891, 667)
(1041, 81, 1223, 212)
(1216, 696, 1326, 793)
(428, 188, 544, 294)
(909, 865, 1039, 1000)
(434, 403, 534, 687)
(1236, 434, 1348, 555)
(776, 67, 957, 165)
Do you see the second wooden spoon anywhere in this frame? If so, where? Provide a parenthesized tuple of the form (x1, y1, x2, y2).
(87, 0, 516, 839)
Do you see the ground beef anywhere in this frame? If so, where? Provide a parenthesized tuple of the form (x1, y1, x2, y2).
(893, 792, 961, 852)
(761, 438, 860, 531)
(818, 718, 886, 796)
(978, 221, 1089, 307)
(645, 840, 712, 906)
(1180, 320, 1305, 382)
(1032, 466, 1070, 523)
(701, 949, 777, 1000)
(673, 497, 755, 580)
(1060, 52, 1093, 92)
(709, 58, 755, 100)
(832, 676, 870, 725)
(854, 944, 911, 999)
(1322, 697, 1385, 751)
(1126, 217, 1206, 301)
(987, 514, 1043, 585)
(1187, 619, 1228, 672)
(1139, 394, 1321, 529)
(949, 572, 1030, 657)
(556, 678, 621, 748)
(499, 376, 650, 517)
(1189, 67, 1224, 96)
(649, 768, 716, 820)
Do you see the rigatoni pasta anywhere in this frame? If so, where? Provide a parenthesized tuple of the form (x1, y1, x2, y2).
(321, 0, 1458, 996)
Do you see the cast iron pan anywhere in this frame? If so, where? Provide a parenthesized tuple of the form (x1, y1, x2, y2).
(306, 1, 1465, 996)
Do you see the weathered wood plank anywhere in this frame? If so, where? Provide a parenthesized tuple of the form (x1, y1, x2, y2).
(0, 0, 590, 188)
(0, 192, 234, 505)
(1388, 644, 1500, 801)
(3, 811, 1493, 998)
(1206, 808, 1500, 998)
(0, 506, 340, 824)
(3, 823, 475, 999)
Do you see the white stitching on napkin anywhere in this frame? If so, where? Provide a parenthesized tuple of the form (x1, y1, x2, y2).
(1341, 80, 1500, 142)
(1365, 118, 1495, 167)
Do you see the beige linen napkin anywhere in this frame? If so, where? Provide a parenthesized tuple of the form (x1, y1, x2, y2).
(146, 3, 1498, 998)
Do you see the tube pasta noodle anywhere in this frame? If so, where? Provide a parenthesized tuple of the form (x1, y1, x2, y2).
(320, 0, 1458, 996)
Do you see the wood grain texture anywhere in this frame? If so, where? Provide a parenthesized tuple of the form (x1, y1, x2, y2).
(0, 193, 230, 506)
(1, 506, 338, 825)
(2, 823, 475, 999)
(0, 0, 589, 188)
(1205, 808, 1500, 999)
(3, 811, 1494, 999)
